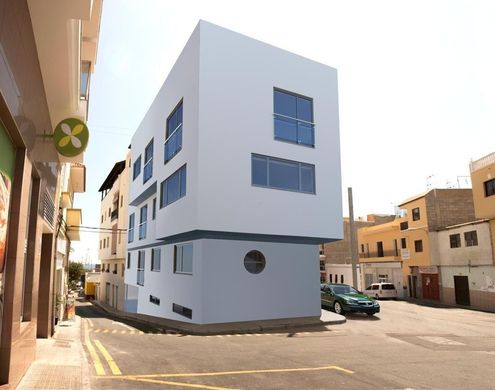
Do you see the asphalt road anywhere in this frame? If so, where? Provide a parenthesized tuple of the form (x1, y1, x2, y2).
(76, 300, 495, 389)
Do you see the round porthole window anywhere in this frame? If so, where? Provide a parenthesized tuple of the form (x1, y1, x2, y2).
(244, 250, 266, 274)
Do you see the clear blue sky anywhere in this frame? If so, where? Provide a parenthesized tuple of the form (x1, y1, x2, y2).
(72, 0, 495, 264)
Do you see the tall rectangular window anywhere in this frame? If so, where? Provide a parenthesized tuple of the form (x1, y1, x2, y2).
(80, 60, 91, 100)
(412, 207, 420, 221)
(137, 250, 145, 286)
(151, 248, 161, 271)
(251, 154, 315, 194)
(127, 252, 131, 269)
(414, 240, 423, 252)
(174, 243, 193, 275)
(273, 88, 314, 147)
(152, 198, 156, 220)
(139, 205, 147, 240)
(464, 230, 478, 247)
(484, 179, 495, 197)
(128, 213, 135, 243)
(143, 139, 153, 184)
(377, 241, 384, 257)
(450, 234, 461, 248)
(401, 238, 407, 249)
(133, 156, 141, 181)
(160, 165, 186, 208)
(164, 101, 183, 164)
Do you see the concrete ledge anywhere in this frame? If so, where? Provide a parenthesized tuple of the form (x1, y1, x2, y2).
(90, 300, 345, 335)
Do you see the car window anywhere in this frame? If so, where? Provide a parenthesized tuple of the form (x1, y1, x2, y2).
(365, 285, 373, 291)
(332, 285, 359, 294)
(372, 285, 379, 290)
(382, 284, 396, 290)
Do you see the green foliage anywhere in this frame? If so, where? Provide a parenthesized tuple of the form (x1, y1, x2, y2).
(68, 261, 85, 285)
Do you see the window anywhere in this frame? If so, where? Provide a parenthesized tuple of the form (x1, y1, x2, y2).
(128, 213, 135, 243)
(143, 139, 153, 183)
(99, 240, 102, 249)
(412, 207, 420, 221)
(152, 198, 156, 220)
(329, 274, 332, 283)
(340, 275, 344, 284)
(273, 89, 314, 147)
(394, 239, 399, 256)
(151, 248, 161, 271)
(133, 155, 141, 181)
(137, 250, 145, 286)
(139, 205, 147, 240)
(485, 178, 495, 197)
(164, 101, 183, 164)
(101, 214, 103, 223)
(172, 303, 192, 319)
(113, 264, 117, 274)
(150, 295, 160, 305)
(414, 240, 423, 252)
(174, 243, 193, 274)
(80, 60, 91, 100)
(360, 244, 364, 253)
(244, 250, 266, 274)
(450, 234, 461, 248)
(464, 230, 478, 247)
(160, 165, 186, 208)
(127, 253, 131, 269)
(121, 264, 125, 277)
(401, 238, 407, 249)
(251, 154, 315, 194)
(120, 195, 123, 207)
(377, 241, 384, 257)
(400, 221, 409, 231)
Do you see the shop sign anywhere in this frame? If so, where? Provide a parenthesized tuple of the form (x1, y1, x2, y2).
(401, 248, 410, 260)
(419, 266, 438, 274)
(53, 118, 89, 157)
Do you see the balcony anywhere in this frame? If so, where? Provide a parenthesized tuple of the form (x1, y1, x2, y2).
(66, 208, 82, 241)
(470, 152, 495, 172)
(359, 249, 400, 259)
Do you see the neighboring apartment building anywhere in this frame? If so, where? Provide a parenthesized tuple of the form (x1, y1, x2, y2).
(97, 155, 130, 311)
(0, 0, 101, 387)
(125, 21, 342, 325)
(359, 189, 475, 300)
(321, 215, 393, 285)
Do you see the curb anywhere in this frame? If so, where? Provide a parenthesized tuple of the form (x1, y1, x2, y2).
(89, 300, 346, 335)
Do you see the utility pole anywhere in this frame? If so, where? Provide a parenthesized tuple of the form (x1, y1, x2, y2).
(348, 187, 359, 290)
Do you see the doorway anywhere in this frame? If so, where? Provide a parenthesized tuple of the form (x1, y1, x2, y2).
(454, 275, 470, 306)
(422, 273, 440, 300)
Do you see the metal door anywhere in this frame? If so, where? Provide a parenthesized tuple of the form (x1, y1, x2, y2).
(454, 275, 470, 306)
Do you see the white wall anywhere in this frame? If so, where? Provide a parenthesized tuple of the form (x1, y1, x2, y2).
(434, 222, 494, 266)
(440, 265, 495, 292)
(325, 263, 362, 291)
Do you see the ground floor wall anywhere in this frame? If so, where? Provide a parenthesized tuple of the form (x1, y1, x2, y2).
(324, 264, 362, 291)
(360, 262, 406, 298)
(98, 260, 125, 311)
(125, 239, 320, 324)
(440, 265, 495, 312)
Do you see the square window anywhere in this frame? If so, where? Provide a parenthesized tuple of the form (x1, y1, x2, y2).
(414, 240, 423, 252)
(174, 243, 193, 274)
(484, 179, 495, 197)
(160, 165, 186, 208)
(464, 230, 478, 247)
(449, 234, 461, 248)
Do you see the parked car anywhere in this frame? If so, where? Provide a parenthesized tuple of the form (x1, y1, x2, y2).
(320, 283, 380, 316)
(363, 283, 398, 299)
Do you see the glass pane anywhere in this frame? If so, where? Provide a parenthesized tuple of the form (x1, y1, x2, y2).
(274, 116, 297, 143)
(176, 127, 182, 152)
(252, 156, 267, 186)
(179, 166, 187, 196)
(165, 135, 176, 162)
(301, 165, 315, 193)
(145, 141, 153, 162)
(167, 111, 177, 137)
(274, 90, 297, 117)
(297, 122, 314, 146)
(140, 205, 147, 222)
(177, 104, 183, 125)
(297, 97, 313, 122)
(182, 244, 193, 273)
(166, 172, 180, 205)
(269, 159, 299, 191)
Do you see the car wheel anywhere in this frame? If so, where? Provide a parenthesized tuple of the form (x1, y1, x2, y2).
(375, 294, 379, 300)
(333, 301, 344, 315)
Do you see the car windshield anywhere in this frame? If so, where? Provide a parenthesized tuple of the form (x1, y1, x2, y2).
(332, 285, 359, 295)
(382, 284, 396, 290)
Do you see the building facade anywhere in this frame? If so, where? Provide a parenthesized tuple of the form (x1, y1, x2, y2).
(125, 21, 342, 324)
(0, 0, 101, 386)
(97, 154, 130, 311)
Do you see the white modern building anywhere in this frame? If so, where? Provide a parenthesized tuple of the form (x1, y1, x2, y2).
(125, 21, 342, 324)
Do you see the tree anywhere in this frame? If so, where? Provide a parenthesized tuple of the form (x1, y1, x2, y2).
(68, 261, 85, 286)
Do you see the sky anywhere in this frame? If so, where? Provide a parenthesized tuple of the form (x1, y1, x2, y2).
(71, 0, 495, 264)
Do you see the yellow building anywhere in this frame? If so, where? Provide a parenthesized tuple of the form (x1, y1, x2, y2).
(470, 152, 495, 249)
(359, 189, 475, 300)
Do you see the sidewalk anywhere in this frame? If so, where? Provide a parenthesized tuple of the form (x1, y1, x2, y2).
(15, 316, 91, 390)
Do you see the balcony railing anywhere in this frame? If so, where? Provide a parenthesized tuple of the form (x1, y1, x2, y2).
(470, 152, 495, 172)
(360, 250, 400, 259)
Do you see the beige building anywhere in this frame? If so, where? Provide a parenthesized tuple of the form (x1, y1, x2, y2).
(97, 154, 130, 311)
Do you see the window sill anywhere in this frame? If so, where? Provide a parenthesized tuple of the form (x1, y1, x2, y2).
(274, 136, 315, 148)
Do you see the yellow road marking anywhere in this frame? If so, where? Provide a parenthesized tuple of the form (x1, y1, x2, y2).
(112, 329, 118, 334)
(103, 329, 109, 334)
(94, 329, 101, 333)
(87, 318, 94, 328)
(101, 364, 354, 380)
(94, 340, 122, 375)
(123, 376, 236, 390)
(139, 331, 144, 335)
(121, 330, 126, 334)
(83, 321, 106, 376)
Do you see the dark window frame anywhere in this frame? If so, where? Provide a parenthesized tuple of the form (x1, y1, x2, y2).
(174, 242, 193, 275)
(412, 207, 420, 221)
(450, 233, 461, 248)
(464, 230, 478, 247)
(414, 239, 423, 252)
(164, 100, 183, 164)
(484, 178, 495, 197)
(139, 205, 147, 240)
(128, 213, 135, 243)
(273, 88, 315, 147)
(151, 248, 161, 272)
(143, 139, 154, 184)
(160, 164, 187, 208)
(137, 250, 145, 286)
(133, 155, 141, 181)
